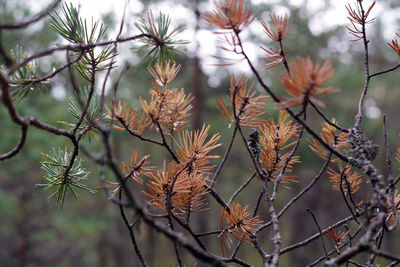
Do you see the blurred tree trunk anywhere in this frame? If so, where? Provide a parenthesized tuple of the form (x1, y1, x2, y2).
(192, 55, 203, 130)
(146, 224, 155, 266)
(17, 193, 29, 267)
(191, 6, 209, 267)
(191, 5, 203, 131)
(97, 233, 109, 267)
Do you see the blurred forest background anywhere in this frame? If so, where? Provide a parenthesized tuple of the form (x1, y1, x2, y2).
(1, 0, 400, 266)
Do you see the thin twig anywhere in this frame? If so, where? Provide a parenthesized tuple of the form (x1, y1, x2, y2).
(353, 0, 371, 130)
(367, 229, 384, 266)
(231, 76, 281, 266)
(0, 124, 27, 160)
(171, 214, 208, 251)
(228, 173, 256, 205)
(259, 153, 332, 232)
(370, 63, 400, 78)
(118, 190, 149, 267)
(271, 125, 304, 201)
(383, 115, 398, 230)
(279, 214, 356, 255)
(208, 185, 230, 211)
(307, 208, 330, 260)
(339, 167, 360, 224)
(0, 0, 61, 30)
(309, 101, 349, 133)
(9, 33, 157, 75)
(211, 126, 237, 184)
(279, 39, 291, 75)
(24, 51, 85, 86)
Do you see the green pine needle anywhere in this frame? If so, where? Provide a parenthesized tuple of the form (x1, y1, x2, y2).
(0, 46, 47, 101)
(133, 10, 189, 62)
(57, 86, 104, 143)
(37, 148, 95, 208)
(49, 3, 116, 81)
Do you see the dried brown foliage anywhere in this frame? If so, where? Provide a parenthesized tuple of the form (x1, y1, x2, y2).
(388, 33, 400, 57)
(261, 13, 289, 42)
(308, 119, 350, 161)
(175, 125, 221, 175)
(280, 57, 338, 108)
(220, 202, 263, 255)
(108, 100, 151, 135)
(202, 0, 255, 34)
(328, 164, 363, 195)
(325, 224, 350, 253)
(141, 84, 193, 135)
(346, 1, 376, 41)
(258, 111, 300, 186)
(143, 161, 210, 216)
(217, 75, 269, 128)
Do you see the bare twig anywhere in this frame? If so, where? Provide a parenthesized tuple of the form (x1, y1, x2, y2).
(307, 208, 330, 260)
(118, 190, 149, 267)
(383, 115, 398, 230)
(353, 0, 371, 130)
(0, 0, 61, 30)
(271, 125, 304, 201)
(259, 153, 332, 232)
(9, 33, 158, 75)
(231, 77, 281, 266)
(339, 167, 360, 224)
(370, 63, 400, 78)
(211, 126, 237, 184)
(0, 124, 27, 160)
(309, 101, 349, 133)
(279, 214, 356, 255)
(228, 173, 256, 205)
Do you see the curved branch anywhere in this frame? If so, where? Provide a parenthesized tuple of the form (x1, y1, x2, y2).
(231, 80, 281, 267)
(118, 190, 149, 267)
(309, 101, 349, 133)
(370, 63, 400, 78)
(353, 0, 371, 130)
(279, 214, 356, 255)
(1, 71, 73, 138)
(9, 34, 156, 75)
(235, 34, 349, 163)
(211, 125, 237, 184)
(0, 124, 28, 160)
(258, 153, 332, 232)
(307, 209, 329, 261)
(228, 173, 256, 205)
(0, 0, 61, 30)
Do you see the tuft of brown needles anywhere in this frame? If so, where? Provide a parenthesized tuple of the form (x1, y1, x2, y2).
(345, 1, 376, 41)
(202, 0, 256, 34)
(328, 164, 363, 195)
(219, 202, 263, 256)
(388, 33, 400, 57)
(217, 75, 269, 128)
(280, 57, 338, 108)
(308, 119, 350, 161)
(261, 13, 289, 42)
